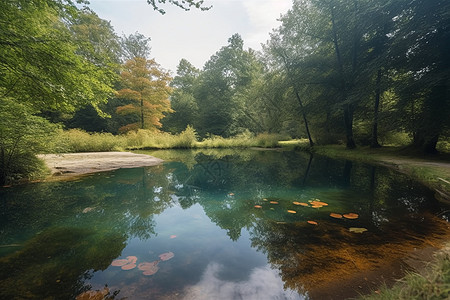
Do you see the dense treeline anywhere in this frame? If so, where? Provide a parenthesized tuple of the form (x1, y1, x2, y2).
(1, 0, 449, 184)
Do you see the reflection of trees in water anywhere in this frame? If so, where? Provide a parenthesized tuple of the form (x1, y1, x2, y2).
(0, 150, 448, 299)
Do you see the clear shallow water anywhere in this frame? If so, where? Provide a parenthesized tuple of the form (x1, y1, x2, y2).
(0, 149, 449, 299)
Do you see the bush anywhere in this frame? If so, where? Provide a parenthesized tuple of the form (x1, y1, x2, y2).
(53, 129, 124, 153)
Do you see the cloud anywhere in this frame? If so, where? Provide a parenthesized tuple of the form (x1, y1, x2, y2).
(182, 262, 306, 300)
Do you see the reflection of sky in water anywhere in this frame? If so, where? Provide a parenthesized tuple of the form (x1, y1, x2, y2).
(90, 204, 305, 298)
(182, 263, 305, 300)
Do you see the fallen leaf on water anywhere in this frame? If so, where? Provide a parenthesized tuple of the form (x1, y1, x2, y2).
(82, 207, 94, 213)
(254, 205, 262, 208)
(138, 261, 160, 275)
(330, 213, 343, 219)
(76, 287, 109, 300)
(170, 235, 177, 239)
(111, 259, 129, 267)
(126, 256, 138, 264)
(287, 210, 297, 214)
(159, 252, 174, 261)
(270, 201, 278, 204)
(343, 213, 359, 219)
(307, 221, 318, 225)
(349, 227, 367, 233)
(121, 263, 136, 270)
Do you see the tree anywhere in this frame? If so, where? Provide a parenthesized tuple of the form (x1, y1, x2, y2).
(116, 57, 173, 132)
(0, 0, 117, 114)
(162, 59, 200, 133)
(120, 32, 152, 62)
(389, 0, 450, 153)
(196, 34, 259, 136)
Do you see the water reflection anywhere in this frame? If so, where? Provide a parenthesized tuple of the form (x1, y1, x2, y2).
(0, 149, 449, 299)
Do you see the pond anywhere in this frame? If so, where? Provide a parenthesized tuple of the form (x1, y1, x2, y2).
(1, 149, 449, 299)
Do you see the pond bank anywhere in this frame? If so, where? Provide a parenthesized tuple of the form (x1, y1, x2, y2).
(37, 152, 163, 179)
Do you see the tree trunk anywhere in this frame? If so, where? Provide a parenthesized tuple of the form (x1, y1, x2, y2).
(371, 69, 382, 148)
(331, 5, 356, 149)
(343, 104, 356, 149)
(140, 97, 144, 129)
(295, 91, 314, 147)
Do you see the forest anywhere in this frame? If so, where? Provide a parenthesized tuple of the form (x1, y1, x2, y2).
(1, 0, 449, 184)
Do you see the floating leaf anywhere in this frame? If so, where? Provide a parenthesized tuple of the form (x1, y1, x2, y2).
(270, 201, 278, 204)
(82, 207, 94, 213)
(287, 210, 296, 214)
(170, 235, 177, 239)
(254, 205, 262, 208)
(159, 252, 174, 261)
(349, 227, 367, 233)
(76, 287, 109, 300)
(111, 259, 129, 267)
(121, 263, 136, 270)
(138, 261, 160, 275)
(343, 213, 359, 219)
(330, 213, 343, 219)
(126, 256, 138, 264)
(307, 221, 318, 225)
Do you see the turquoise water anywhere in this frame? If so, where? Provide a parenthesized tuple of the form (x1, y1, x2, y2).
(0, 150, 448, 299)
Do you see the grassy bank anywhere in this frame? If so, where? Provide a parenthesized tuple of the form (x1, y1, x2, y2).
(358, 245, 450, 300)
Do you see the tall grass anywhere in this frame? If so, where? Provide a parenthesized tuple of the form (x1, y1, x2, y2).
(50, 127, 286, 153)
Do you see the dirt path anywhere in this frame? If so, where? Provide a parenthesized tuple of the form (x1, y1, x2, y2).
(38, 152, 163, 179)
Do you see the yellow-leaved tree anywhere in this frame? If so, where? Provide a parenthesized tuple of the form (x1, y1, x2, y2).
(116, 57, 173, 132)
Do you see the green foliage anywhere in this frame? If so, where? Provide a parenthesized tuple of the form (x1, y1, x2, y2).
(0, 98, 55, 184)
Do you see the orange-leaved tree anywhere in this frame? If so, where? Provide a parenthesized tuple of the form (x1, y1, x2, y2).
(116, 57, 173, 132)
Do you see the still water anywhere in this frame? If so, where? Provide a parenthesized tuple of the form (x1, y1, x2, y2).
(0, 149, 449, 299)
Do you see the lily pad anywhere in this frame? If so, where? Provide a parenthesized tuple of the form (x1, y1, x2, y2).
(349, 227, 367, 233)
(343, 213, 359, 219)
(121, 263, 136, 270)
(287, 210, 296, 214)
(111, 259, 129, 267)
(159, 251, 174, 261)
(307, 221, 318, 225)
(330, 213, 343, 219)
(138, 261, 160, 275)
(126, 256, 138, 264)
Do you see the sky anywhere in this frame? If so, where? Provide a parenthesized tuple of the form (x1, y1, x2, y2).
(87, 0, 292, 74)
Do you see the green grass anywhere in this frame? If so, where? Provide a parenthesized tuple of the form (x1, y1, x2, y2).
(52, 127, 286, 152)
(358, 246, 450, 300)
